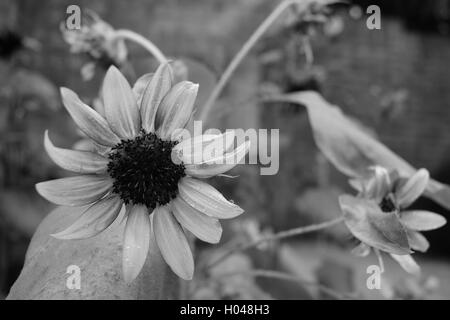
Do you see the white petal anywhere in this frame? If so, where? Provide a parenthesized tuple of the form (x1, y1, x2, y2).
(60, 87, 120, 146)
(407, 230, 430, 253)
(140, 62, 173, 132)
(351, 242, 371, 257)
(348, 178, 364, 193)
(178, 177, 244, 219)
(92, 97, 106, 118)
(132, 73, 153, 107)
(156, 81, 198, 140)
(184, 140, 250, 178)
(395, 169, 429, 208)
(122, 205, 151, 283)
(172, 134, 219, 165)
(93, 142, 111, 156)
(425, 179, 450, 211)
(172, 197, 222, 244)
(45, 131, 108, 174)
(365, 166, 392, 202)
(72, 139, 95, 152)
(173, 131, 236, 165)
(153, 205, 194, 280)
(51, 195, 123, 239)
(390, 254, 421, 275)
(36, 175, 112, 206)
(103, 66, 140, 139)
(400, 210, 447, 231)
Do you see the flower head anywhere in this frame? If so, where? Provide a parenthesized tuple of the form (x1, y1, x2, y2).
(36, 62, 249, 282)
(61, 10, 127, 80)
(339, 166, 446, 275)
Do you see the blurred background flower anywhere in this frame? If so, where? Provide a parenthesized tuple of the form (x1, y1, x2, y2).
(61, 10, 128, 81)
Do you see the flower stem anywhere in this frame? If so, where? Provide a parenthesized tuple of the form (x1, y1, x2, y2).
(199, 0, 309, 121)
(214, 269, 355, 300)
(375, 249, 385, 273)
(114, 29, 167, 64)
(206, 217, 344, 270)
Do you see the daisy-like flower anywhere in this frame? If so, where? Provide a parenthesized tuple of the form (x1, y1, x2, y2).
(61, 10, 127, 80)
(36, 62, 249, 282)
(339, 166, 447, 275)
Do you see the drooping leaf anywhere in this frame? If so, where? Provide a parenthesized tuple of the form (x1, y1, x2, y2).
(339, 195, 411, 255)
(269, 91, 450, 210)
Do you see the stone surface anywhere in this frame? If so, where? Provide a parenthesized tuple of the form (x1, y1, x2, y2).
(7, 205, 181, 299)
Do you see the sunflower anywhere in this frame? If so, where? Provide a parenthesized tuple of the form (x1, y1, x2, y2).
(36, 62, 249, 282)
(339, 166, 446, 275)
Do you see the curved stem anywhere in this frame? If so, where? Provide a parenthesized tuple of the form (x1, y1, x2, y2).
(114, 29, 167, 64)
(214, 269, 355, 300)
(199, 0, 307, 121)
(206, 217, 344, 270)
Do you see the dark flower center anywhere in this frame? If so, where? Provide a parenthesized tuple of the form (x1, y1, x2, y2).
(107, 132, 185, 210)
(379, 193, 397, 213)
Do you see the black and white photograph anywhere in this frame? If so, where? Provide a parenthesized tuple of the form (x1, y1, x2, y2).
(1, 0, 450, 308)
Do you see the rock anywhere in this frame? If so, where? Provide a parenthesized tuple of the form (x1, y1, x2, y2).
(7, 205, 181, 299)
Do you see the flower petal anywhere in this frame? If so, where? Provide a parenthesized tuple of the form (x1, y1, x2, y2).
(93, 142, 111, 156)
(172, 134, 219, 165)
(132, 73, 153, 107)
(364, 166, 392, 202)
(153, 205, 194, 280)
(172, 197, 222, 244)
(122, 205, 151, 283)
(102, 66, 140, 139)
(339, 195, 411, 255)
(184, 140, 250, 178)
(60, 87, 120, 146)
(178, 177, 244, 219)
(156, 81, 198, 140)
(73, 139, 96, 152)
(45, 131, 108, 174)
(407, 230, 430, 253)
(348, 178, 364, 193)
(51, 195, 123, 240)
(351, 242, 371, 257)
(36, 175, 112, 206)
(395, 169, 429, 208)
(400, 210, 447, 231)
(390, 254, 421, 275)
(425, 179, 450, 212)
(173, 131, 236, 165)
(140, 62, 173, 132)
(92, 97, 106, 118)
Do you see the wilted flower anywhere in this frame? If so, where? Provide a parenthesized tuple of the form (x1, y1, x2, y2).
(339, 166, 446, 275)
(36, 63, 249, 282)
(61, 10, 127, 80)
